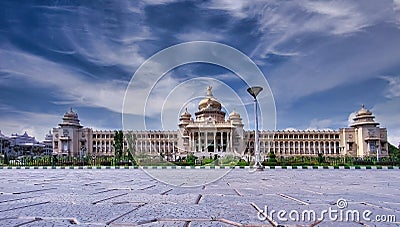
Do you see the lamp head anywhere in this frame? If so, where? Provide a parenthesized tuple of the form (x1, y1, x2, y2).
(247, 86, 263, 99)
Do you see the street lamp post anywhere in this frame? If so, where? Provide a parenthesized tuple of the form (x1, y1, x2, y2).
(247, 86, 264, 171)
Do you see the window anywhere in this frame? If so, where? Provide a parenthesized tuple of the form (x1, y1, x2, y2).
(62, 141, 68, 152)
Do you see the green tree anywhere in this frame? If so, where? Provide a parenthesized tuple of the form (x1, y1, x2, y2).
(186, 153, 198, 165)
(318, 153, 325, 164)
(389, 143, 400, 161)
(4, 152, 9, 165)
(113, 130, 124, 161)
(268, 152, 277, 162)
(125, 131, 137, 163)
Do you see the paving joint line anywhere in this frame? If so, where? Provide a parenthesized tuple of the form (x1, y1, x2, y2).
(12, 188, 57, 195)
(277, 193, 310, 205)
(0, 201, 50, 213)
(138, 185, 156, 190)
(13, 217, 42, 227)
(160, 188, 173, 195)
(195, 194, 203, 204)
(105, 203, 146, 225)
(93, 188, 118, 194)
(233, 188, 242, 196)
(0, 196, 37, 204)
(92, 193, 129, 205)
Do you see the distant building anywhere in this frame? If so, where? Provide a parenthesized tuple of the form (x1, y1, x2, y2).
(0, 130, 10, 156)
(51, 87, 389, 159)
(42, 131, 53, 156)
(0, 131, 45, 157)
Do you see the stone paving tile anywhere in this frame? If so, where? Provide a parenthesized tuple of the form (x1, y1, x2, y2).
(0, 169, 399, 226)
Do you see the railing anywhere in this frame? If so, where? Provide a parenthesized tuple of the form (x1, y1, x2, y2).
(0, 155, 399, 167)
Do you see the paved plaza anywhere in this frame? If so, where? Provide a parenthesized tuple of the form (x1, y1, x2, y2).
(0, 168, 399, 226)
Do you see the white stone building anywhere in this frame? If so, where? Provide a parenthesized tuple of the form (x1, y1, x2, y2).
(177, 86, 245, 158)
(51, 87, 389, 159)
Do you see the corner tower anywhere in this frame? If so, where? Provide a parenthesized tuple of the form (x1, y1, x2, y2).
(52, 108, 92, 157)
(343, 105, 388, 157)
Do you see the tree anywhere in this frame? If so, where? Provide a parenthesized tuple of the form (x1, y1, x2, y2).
(113, 130, 124, 160)
(4, 152, 9, 165)
(125, 131, 137, 162)
(317, 153, 325, 164)
(389, 143, 400, 161)
(186, 153, 198, 165)
(268, 152, 277, 162)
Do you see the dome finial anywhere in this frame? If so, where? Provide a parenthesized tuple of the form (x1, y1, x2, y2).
(361, 104, 365, 109)
(207, 85, 213, 96)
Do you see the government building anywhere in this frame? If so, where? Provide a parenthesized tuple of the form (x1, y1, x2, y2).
(52, 86, 389, 160)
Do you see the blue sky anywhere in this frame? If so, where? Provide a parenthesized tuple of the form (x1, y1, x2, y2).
(0, 0, 400, 145)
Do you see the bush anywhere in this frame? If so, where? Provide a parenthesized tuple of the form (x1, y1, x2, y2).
(116, 160, 134, 166)
(100, 161, 112, 166)
(318, 153, 325, 164)
(375, 161, 396, 166)
(268, 152, 277, 162)
(262, 159, 282, 166)
(237, 159, 248, 166)
(186, 154, 198, 165)
(352, 160, 374, 165)
(202, 158, 214, 165)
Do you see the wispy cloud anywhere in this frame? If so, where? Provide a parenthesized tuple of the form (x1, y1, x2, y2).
(176, 30, 224, 42)
(394, 0, 400, 11)
(307, 118, 334, 130)
(381, 76, 400, 98)
(0, 48, 127, 113)
(0, 105, 59, 141)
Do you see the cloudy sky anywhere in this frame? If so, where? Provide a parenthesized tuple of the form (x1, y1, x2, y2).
(0, 0, 400, 145)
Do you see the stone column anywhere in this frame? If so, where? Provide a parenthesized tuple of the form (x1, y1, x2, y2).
(230, 131, 233, 152)
(205, 131, 208, 152)
(314, 142, 317, 155)
(198, 130, 201, 152)
(329, 141, 332, 155)
(333, 141, 337, 154)
(226, 131, 229, 152)
(213, 131, 216, 153)
(167, 135, 170, 153)
(283, 141, 286, 155)
(193, 132, 195, 151)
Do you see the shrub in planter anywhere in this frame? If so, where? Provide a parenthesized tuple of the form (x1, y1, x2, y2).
(237, 159, 248, 166)
(352, 160, 373, 165)
(116, 160, 134, 166)
(100, 161, 112, 166)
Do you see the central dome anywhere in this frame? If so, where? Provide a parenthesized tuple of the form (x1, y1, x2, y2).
(356, 104, 372, 117)
(59, 108, 82, 128)
(198, 86, 222, 110)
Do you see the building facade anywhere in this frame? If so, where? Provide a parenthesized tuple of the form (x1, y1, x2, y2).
(0, 131, 46, 158)
(52, 108, 93, 157)
(177, 86, 245, 158)
(52, 87, 389, 159)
